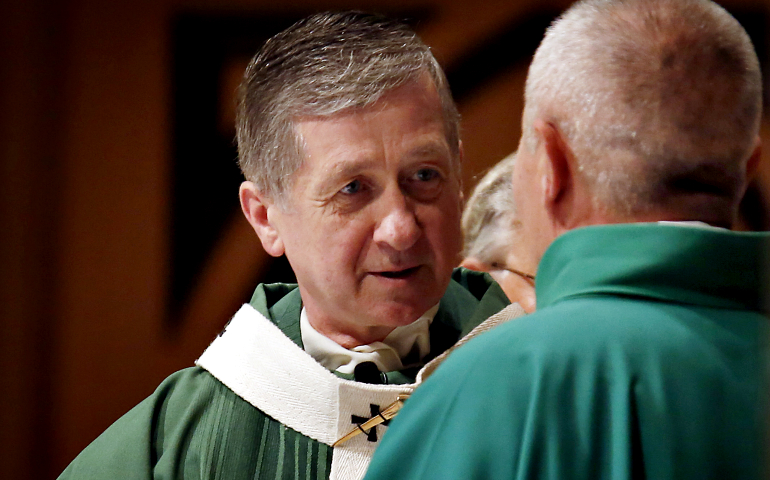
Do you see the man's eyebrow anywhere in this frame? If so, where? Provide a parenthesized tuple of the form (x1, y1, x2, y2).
(314, 156, 379, 192)
(405, 141, 452, 159)
(323, 156, 379, 178)
(314, 141, 452, 191)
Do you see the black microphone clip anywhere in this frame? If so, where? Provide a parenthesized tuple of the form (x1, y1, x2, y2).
(353, 361, 388, 384)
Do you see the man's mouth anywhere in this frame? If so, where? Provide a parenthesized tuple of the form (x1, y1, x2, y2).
(376, 266, 421, 279)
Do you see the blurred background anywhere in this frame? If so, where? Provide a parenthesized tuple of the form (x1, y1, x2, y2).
(2, 0, 769, 478)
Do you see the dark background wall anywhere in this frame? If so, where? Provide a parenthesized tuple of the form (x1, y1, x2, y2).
(2, 0, 768, 478)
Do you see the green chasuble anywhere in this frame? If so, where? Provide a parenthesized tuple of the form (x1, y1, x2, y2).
(58, 268, 510, 480)
(365, 223, 770, 480)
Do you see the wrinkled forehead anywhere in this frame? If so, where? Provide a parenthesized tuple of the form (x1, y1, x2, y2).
(289, 78, 461, 170)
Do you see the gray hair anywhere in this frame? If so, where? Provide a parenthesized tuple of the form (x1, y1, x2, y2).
(236, 11, 461, 207)
(522, 0, 762, 223)
(462, 152, 518, 264)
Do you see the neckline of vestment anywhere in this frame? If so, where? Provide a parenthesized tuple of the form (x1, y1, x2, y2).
(300, 304, 438, 374)
(535, 223, 770, 313)
(249, 269, 511, 381)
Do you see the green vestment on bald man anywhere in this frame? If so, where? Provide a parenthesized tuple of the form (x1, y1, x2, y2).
(365, 224, 770, 480)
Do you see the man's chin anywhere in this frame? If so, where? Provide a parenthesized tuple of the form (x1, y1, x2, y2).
(358, 268, 447, 325)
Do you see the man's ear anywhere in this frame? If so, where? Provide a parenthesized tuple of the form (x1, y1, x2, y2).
(459, 256, 491, 273)
(239, 181, 285, 257)
(533, 119, 576, 228)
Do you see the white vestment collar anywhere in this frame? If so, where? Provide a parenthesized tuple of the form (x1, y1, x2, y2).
(196, 302, 525, 480)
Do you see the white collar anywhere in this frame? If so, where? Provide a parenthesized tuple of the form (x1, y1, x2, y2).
(195, 302, 526, 480)
(300, 305, 438, 374)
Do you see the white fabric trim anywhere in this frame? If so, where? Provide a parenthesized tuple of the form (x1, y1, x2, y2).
(196, 302, 526, 480)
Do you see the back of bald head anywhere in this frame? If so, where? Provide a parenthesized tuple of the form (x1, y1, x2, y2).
(522, 0, 762, 227)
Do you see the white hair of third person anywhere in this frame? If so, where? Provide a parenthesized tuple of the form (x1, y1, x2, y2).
(461, 152, 536, 312)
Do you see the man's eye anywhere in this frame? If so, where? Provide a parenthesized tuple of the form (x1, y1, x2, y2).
(404, 167, 444, 202)
(415, 168, 440, 182)
(340, 180, 361, 195)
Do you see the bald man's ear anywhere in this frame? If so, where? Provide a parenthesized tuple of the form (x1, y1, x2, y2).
(239, 181, 285, 257)
(534, 119, 574, 226)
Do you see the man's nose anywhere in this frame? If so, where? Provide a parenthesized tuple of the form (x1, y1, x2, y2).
(372, 191, 421, 251)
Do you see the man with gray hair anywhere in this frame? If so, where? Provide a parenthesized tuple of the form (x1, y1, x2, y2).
(59, 12, 509, 480)
(365, 0, 770, 478)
